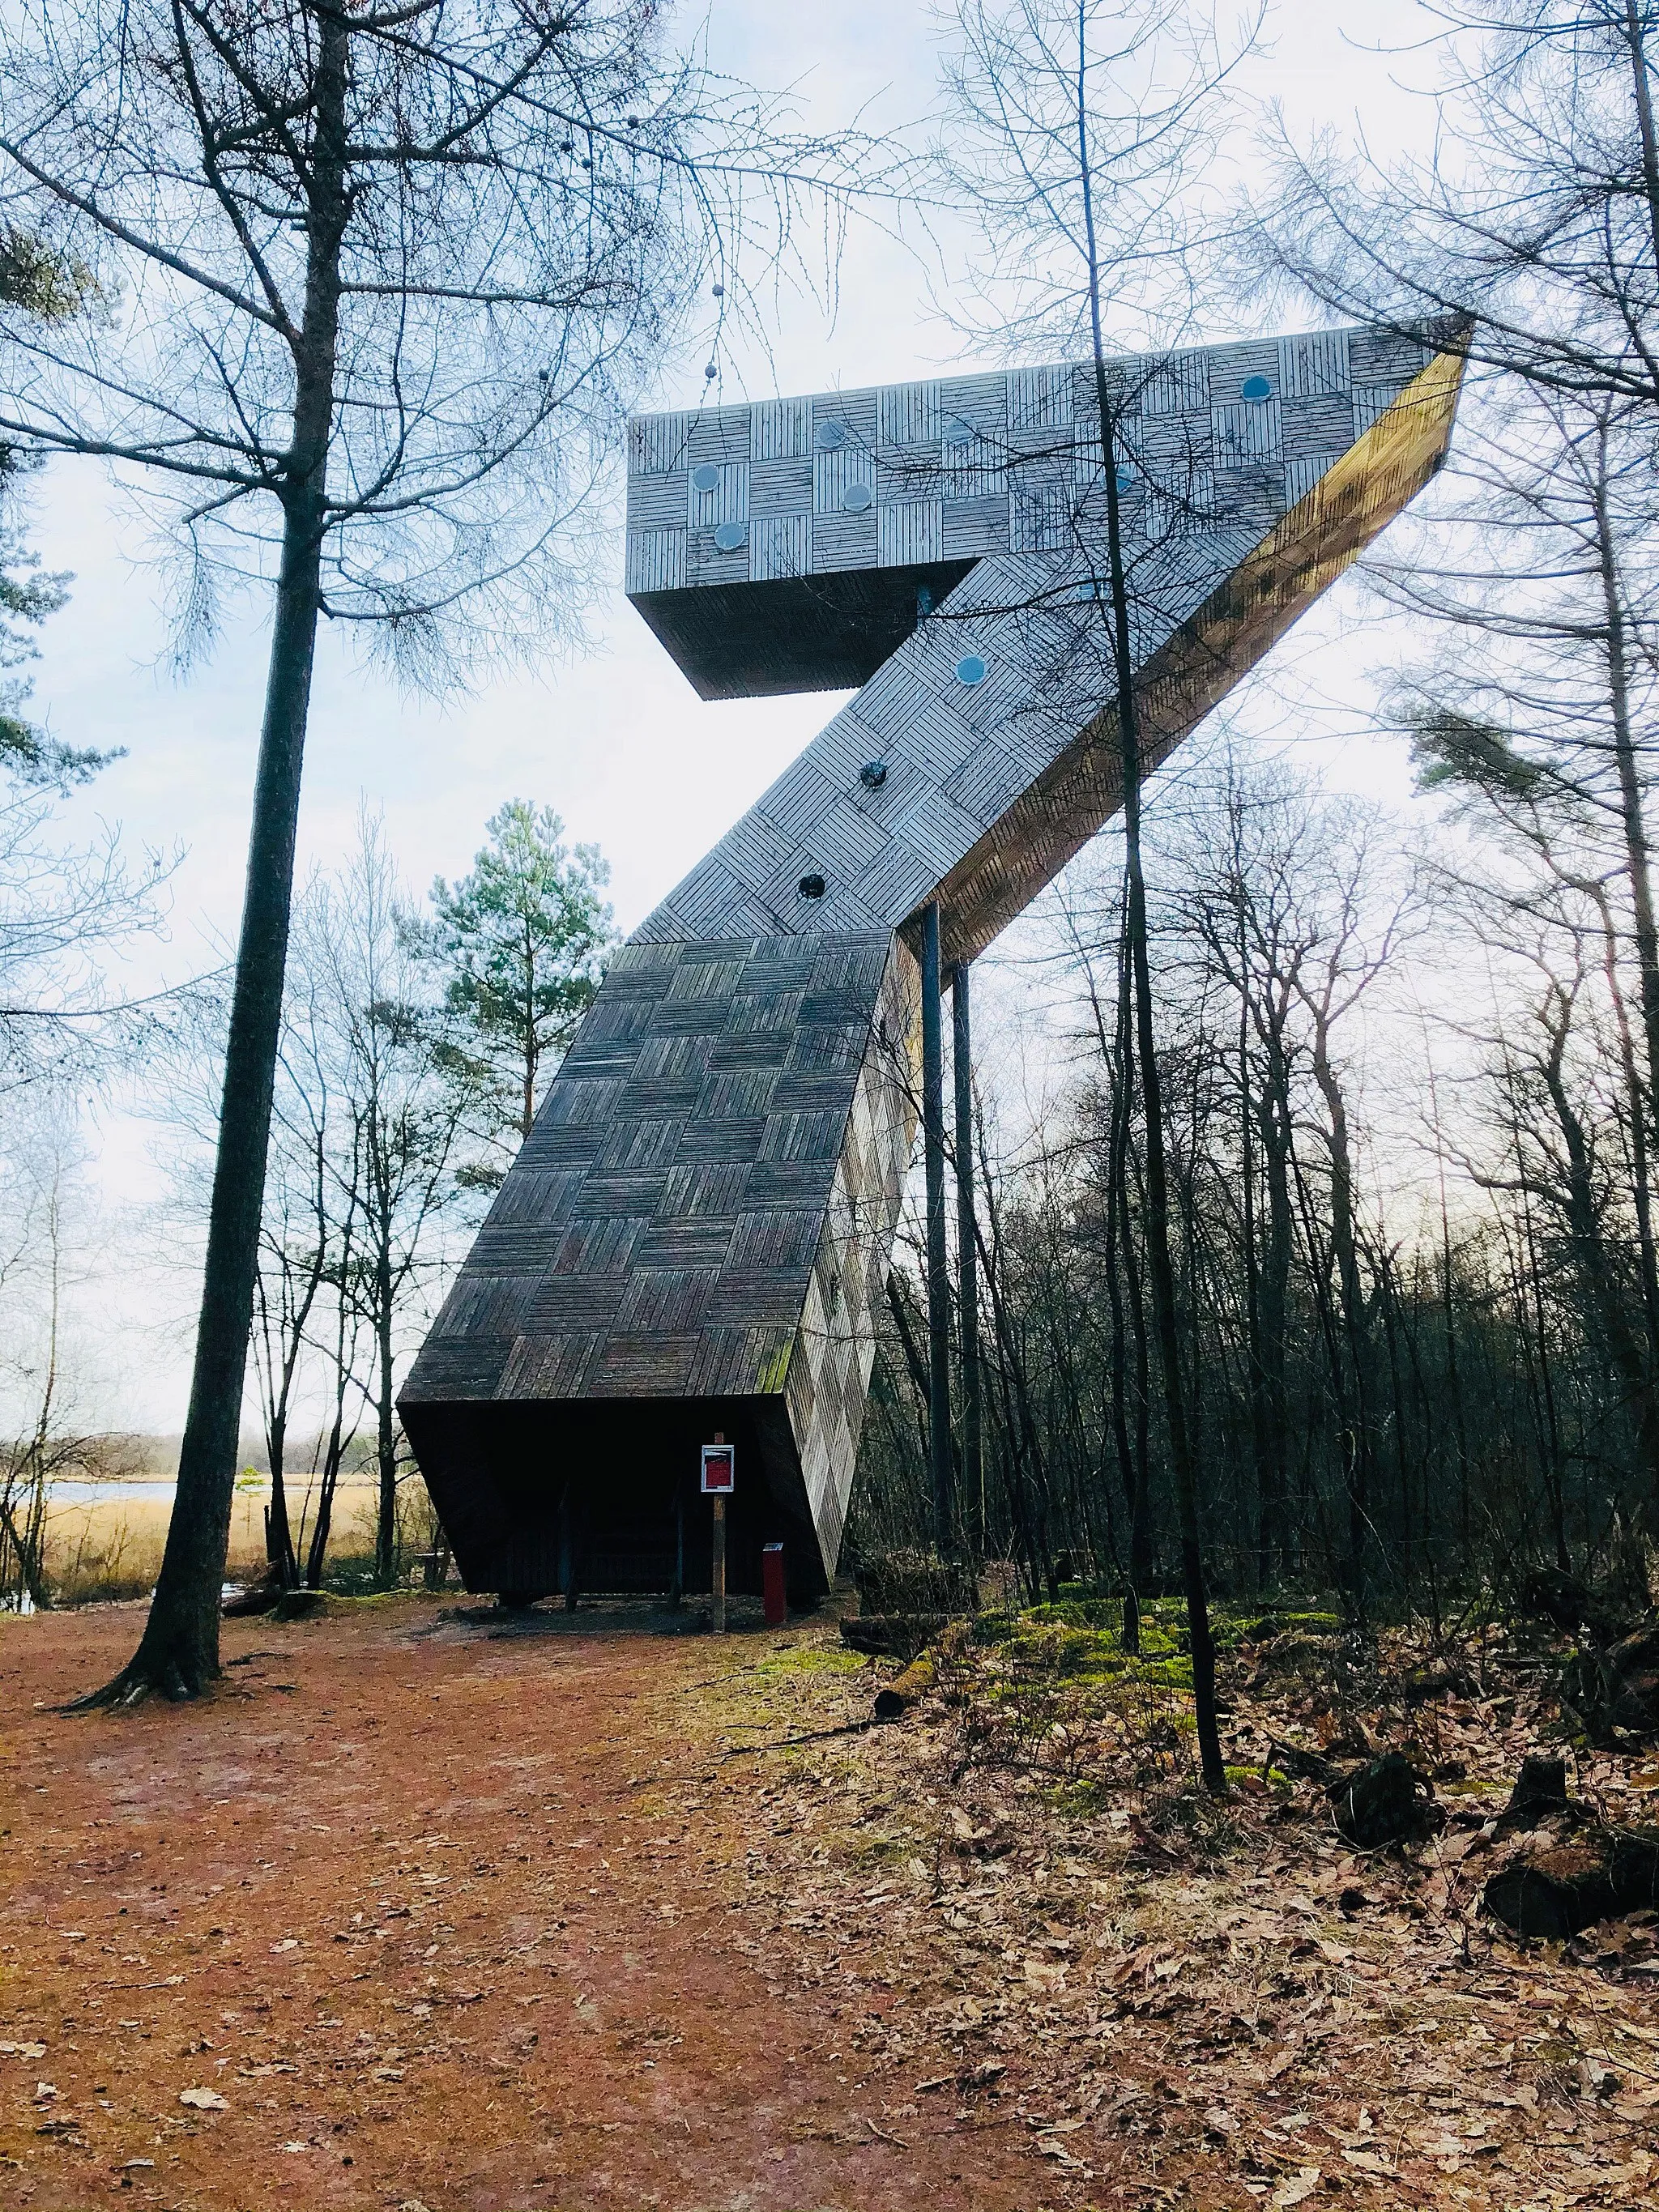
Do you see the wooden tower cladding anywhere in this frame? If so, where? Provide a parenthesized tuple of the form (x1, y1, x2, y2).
(402, 324, 1466, 1598)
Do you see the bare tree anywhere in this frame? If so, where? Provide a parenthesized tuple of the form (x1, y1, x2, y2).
(309, 812, 475, 1584)
(935, 0, 1265, 1791)
(0, 786, 177, 1097)
(0, 1110, 115, 1609)
(0, 0, 891, 1698)
(1255, 2, 1659, 420)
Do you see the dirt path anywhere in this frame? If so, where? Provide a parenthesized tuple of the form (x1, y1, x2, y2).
(1, 1597, 1052, 2212)
(10, 1597, 1659, 2211)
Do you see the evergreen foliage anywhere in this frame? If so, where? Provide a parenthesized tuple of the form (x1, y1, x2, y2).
(426, 800, 616, 1183)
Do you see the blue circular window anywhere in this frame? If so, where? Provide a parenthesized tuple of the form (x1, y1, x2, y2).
(1241, 374, 1273, 402)
(842, 481, 872, 513)
(814, 419, 847, 450)
(690, 462, 720, 493)
(956, 654, 988, 687)
(1115, 465, 1136, 492)
(798, 872, 825, 899)
(942, 416, 976, 446)
(859, 759, 888, 790)
(712, 520, 747, 552)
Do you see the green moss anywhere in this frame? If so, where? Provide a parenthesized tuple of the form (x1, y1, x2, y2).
(1002, 1623, 1125, 1677)
(1042, 1776, 1116, 1818)
(1027, 1598, 1124, 1631)
(971, 1609, 1021, 1644)
(752, 1644, 868, 1678)
(1223, 1762, 1278, 1791)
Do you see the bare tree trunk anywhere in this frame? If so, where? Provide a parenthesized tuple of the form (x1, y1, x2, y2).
(1514, 1140, 1571, 1574)
(1256, 1022, 1295, 1577)
(374, 1244, 398, 1588)
(1095, 895, 1148, 1647)
(1625, 2, 1659, 298)
(1235, 910, 1273, 1588)
(1079, 110, 1222, 1785)
(82, 15, 348, 1703)
(1594, 454, 1659, 1132)
(265, 1426, 300, 1591)
(1541, 995, 1659, 1509)
(1308, 1016, 1375, 1613)
(1591, 880, 1659, 1374)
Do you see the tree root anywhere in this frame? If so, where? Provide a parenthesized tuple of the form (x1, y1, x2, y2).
(58, 1656, 213, 1714)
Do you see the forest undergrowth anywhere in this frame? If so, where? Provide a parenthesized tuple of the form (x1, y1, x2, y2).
(672, 1603, 1659, 2209)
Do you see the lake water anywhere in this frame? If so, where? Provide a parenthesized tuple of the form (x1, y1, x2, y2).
(45, 1481, 179, 1504)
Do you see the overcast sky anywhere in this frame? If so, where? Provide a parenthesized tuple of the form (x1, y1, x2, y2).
(19, 0, 1451, 1430)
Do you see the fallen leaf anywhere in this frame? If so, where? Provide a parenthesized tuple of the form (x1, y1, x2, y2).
(1271, 2169, 1321, 2209)
(178, 2086, 228, 2112)
(960, 2060, 1005, 2090)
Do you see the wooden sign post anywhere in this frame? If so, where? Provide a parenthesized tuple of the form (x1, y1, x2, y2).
(702, 1434, 735, 1633)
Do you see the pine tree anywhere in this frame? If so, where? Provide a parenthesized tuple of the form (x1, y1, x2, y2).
(428, 801, 616, 1184)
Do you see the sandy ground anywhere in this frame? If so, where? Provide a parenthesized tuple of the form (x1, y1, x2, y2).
(0, 1595, 1050, 2211)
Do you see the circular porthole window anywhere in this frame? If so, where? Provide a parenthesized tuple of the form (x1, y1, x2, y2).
(842, 481, 873, 513)
(942, 415, 976, 447)
(690, 462, 720, 494)
(956, 654, 988, 687)
(798, 872, 826, 899)
(712, 520, 747, 552)
(814, 419, 847, 451)
(1115, 465, 1136, 492)
(1241, 374, 1273, 402)
(859, 759, 888, 790)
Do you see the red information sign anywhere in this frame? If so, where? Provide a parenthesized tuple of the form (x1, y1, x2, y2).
(701, 1442, 735, 1494)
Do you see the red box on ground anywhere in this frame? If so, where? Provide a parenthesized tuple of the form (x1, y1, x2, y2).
(762, 1542, 787, 1626)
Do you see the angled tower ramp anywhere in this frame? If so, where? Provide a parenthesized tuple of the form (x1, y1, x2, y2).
(401, 324, 1465, 1602)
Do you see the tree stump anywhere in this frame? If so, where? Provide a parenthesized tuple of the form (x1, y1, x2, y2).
(1495, 1754, 1575, 1835)
(1485, 1826, 1659, 1939)
(1562, 1624, 1659, 1744)
(1327, 1752, 1441, 1850)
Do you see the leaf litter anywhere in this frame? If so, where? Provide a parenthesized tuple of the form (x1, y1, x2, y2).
(651, 1604, 1659, 2208)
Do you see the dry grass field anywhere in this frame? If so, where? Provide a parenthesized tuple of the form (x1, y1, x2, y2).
(38, 1481, 384, 1604)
